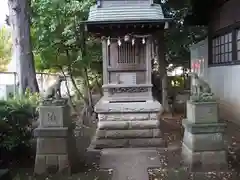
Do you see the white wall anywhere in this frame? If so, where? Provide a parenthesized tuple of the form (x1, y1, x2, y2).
(190, 38, 240, 124)
(0, 73, 75, 98)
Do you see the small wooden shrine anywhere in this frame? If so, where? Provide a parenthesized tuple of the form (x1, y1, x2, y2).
(85, 0, 171, 149)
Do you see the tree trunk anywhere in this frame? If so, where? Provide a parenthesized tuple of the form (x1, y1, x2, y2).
(83, 68, 93, 111)
(156, 31, 170, 112)
(8, 0, 39, 95)
(80, 23, 93, 114)
(68, 69, 87, 103)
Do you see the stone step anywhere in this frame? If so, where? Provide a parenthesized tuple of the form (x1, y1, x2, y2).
(96, 129, 162, 139)
(98, 120, 160, 130)
(149, 168, 239, 180)
(91, 138, 166, 149)
(95, 101, 161, 114)
(98, 113, 158, 121)
(85, 147, 102, 167)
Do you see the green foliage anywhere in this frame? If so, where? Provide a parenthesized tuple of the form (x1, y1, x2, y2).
(155, 0, 208, 68)
(170, 76, 185, 87)
(165, 26, 207, 68)
(0, 26, 12, 71)
(24, 87, 41, 107)
(31, 0, 102, 110)
(31, 0, 101, 74)
(190, 92, 217, 102)
(0, 91, 40, 157)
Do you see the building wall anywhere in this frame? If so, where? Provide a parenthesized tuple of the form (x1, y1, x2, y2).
(210, 0, 240, 32)
(190, 38, 240, 125)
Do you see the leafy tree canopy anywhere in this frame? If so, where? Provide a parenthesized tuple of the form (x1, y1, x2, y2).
(157, 0, 207, 70)
(0, 26, 12, 71)
(31, 0, 102, 75)
(31, 0, 207, 74)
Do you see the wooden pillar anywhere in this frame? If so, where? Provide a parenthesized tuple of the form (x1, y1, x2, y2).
(146, 37, 152, 98)
(102, 37, 109, 97)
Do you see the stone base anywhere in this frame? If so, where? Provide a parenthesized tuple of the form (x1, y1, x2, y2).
(182, 143, 227, 170)
(34, 127, 77, 175)
(34, 154, 70, 175)
(92, 137, 166, 149)
(90, 100, 166, 149)
(181, 119, 227, 169)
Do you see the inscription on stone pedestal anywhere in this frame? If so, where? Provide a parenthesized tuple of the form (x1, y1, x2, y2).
(40, 107, 64, 127)
(197, 106, 214, 121)
(187, 102, 218, 123)
(47, 112, 57, 124)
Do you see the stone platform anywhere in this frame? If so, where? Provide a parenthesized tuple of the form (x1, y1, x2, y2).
(90, 100, 166, 149)
(181, 119, 227, 168)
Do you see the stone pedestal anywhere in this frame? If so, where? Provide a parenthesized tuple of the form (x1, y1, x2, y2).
(89, 99, 166, 149)
(181, 101, 227, 169)
(34, 99, 76, 175)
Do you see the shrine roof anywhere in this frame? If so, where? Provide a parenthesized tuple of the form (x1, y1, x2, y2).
(87, 1, 168, 24)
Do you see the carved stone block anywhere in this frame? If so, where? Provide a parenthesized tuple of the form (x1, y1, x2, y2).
(128, 120, 159, 129)
(183, 129, 224, 151)
(129, 138, 166, 147)
(34, 155, 47, 175)
(98, 121, 129, 130)
(182, 144, 227, 168)
(34, 127, 69, 137)
(39, 105, 70, 127)
(34, 154, 71, 175)
(36, 138, 68, 154)
(104, 129, 154, 139)
(110, 87, 148, 94)
(182, 119, 226, 134)
(93, 139, 129, 149)
(98, 113, 150, 121)
(95, 100, 162, 113)
(187, 101, 218, 123)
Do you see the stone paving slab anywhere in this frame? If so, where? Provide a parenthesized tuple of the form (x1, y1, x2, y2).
(157, 144, 230, 172)
(13, 168, 112, 180)
(149, 168, 239, 180)
(100, 148, 162, 180)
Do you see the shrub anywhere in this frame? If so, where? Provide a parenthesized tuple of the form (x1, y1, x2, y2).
(0, 91, 40, 161)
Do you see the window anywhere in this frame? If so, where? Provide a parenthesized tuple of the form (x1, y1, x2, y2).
(210, 26, 240, 66)
(212, 32, 232, 64)
(118, 42, 136, 64)
(237, 29, 240, 60)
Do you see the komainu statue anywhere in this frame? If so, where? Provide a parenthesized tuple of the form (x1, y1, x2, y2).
(189, 72, 216, 102)
(189, 72, 211, 94)
(43, 76, 65, 99)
